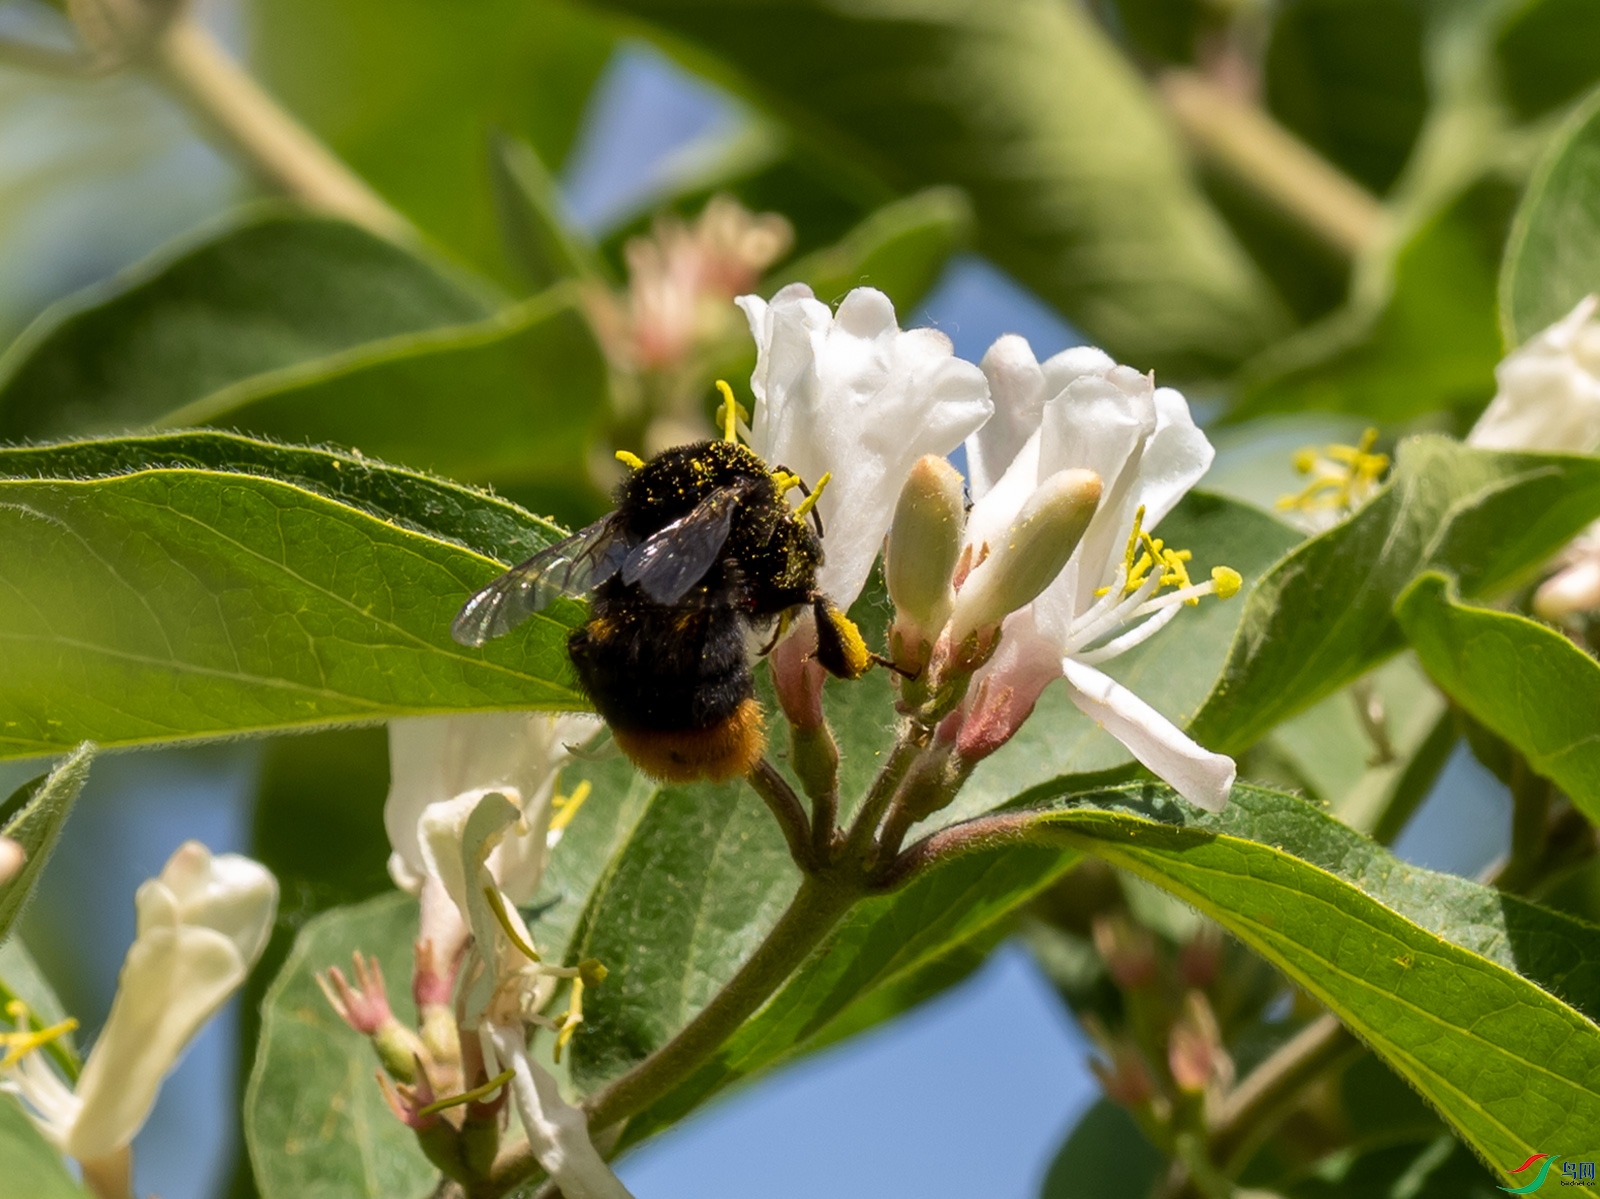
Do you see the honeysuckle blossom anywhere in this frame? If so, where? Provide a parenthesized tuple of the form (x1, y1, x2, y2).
(1468, 296, 1600, 620)
(1469, 294, 1600, 453)
(737, 283, 993, 610)
(2, 842, 276, 1194)
(367, 711, 627, 1198)
(946, 335, 1239, 812)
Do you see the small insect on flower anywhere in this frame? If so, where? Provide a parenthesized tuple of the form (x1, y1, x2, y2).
(452, 386, 872, 783)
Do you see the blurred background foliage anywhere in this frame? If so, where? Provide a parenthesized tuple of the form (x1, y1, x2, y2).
(3, 0, 1599, 1195)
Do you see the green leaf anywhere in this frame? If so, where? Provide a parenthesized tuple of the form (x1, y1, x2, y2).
(1284, 1136, 1504, 1199)
(0, 434, 585, 760)
(1263, 0, 1428, 195)
(1189, 436, 1600, 755)
(489, 135, 610, 291)
(1038, 1099, 1166, 1199)
(780, 187, 972, 311)
(0, 745, 93, 943)
(0, 212, 495, 439)
(1015, 781, 1600, 1187)
(1494, 0, 1600, 124)
(592, 0, 1289, 375)
(0, 1095, 86, 1199)
(1398, 572, 1600, 825)
(250, 0, 613, 281)
(245, 893, 435, 1199)
(156, 287, 610, 505)
(1501, 85, 1600, 345)
(1233, 179, 1511, 421)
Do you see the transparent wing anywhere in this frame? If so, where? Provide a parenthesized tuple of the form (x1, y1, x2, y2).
(621, 485, 742, 605)
(451, 517, 630, 647)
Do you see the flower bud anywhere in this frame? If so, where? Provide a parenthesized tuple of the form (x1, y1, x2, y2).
(1092, 912, 1159, 990)
(945, 469, 1101, 654)
(1168, 991, 1233, 1095)
(1470, 295, 1600, 453)
(1535, 551, 1600, 621)
(0, 836, 23, 886)
(885, 455, 966, 643)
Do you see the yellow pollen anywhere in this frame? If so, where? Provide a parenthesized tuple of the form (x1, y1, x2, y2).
(772, 470, 801, 495)
(549, 779, 592, 834)
(483, 887, 541, 963)
(714, 380, 748, 443)
(553, 978, 585, 1063)
(0, 1003, 78, 1070)
(615, 450, 645, 470)
(418, 1068, 516, 1116)
(1277, 427, 1389, 516)
(793, 472, 831, 521)
(1095, 505, 1236, 607)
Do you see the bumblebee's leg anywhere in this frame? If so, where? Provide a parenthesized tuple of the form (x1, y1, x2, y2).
(811, 596, 872, 680)
(756, 610, 790, 657)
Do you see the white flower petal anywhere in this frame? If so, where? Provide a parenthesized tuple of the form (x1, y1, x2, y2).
(1062, 658, 1234, 812)
(485, 1022, 634, 1199)
(1470, 295, 1600, 453)
(139, 842, 277, 966)
(384, 712, 598, 900)
(739, 284, 991, 607)
(971, 335, 1047, 497)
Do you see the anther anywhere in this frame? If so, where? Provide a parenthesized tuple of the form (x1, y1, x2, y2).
(793, 472, 831, 521)
(482, 887, 541, 963)
(615, 450, 645, 470)
(714, 380, 748, 443)
(549, 779, 592, 834)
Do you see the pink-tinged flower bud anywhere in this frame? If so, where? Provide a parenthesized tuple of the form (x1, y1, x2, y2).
(952, 629, 1063, 764)
(771, 621, 826, 731)
(0, 836, 23, 886)
(1089, 1038, 1159, 1109)
(1168, 991, 1233, 1095)
(885, 455, 966, 666)
(1092, 912, 1160, 990)
(1178, 926, 1223, 990)
(318, 951, 428, 1084)
(945, 469, 1101, 656)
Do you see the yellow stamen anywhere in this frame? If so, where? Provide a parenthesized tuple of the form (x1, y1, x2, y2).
(553, 978, 585, 1064)
(0, 1015, 78, 1070)
(1095, 505, 1236, 608)
(715, 380, 748, 443)
(549, 779, 592, 834)
(417, 1068, 516, 1116)
(793, 472, 831, 521)
(772, 470, 801, 495)
(482, 887, 541, 963)
(615, 450, 645, 470)
(1277, 427, 1389, 516)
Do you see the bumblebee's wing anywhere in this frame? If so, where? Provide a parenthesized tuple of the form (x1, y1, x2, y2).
(451, 517, 629, 647)
(620, 484, 742, 605)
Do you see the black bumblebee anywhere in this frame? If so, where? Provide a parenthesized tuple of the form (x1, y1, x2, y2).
(452, 438, 871, 782)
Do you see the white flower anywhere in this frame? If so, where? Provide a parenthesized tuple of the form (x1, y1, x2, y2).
(1469, 295, 1600, 453)
(3, 842, 276, 1167)
(737, 283, 993, 610)
(1535, 524, 1600, 621)
(0, 836, 22, 886)
(385, 711, 601, 905)
(951, 335, 1238, 812)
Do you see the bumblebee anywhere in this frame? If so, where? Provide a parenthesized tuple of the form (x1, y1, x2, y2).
(451, 437, 871, 782)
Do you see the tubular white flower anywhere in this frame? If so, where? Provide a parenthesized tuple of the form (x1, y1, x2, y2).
(954, 337, 1236, 812)
(4, 842, 277, 1163)
(737, 283, 993, 609)
(1469, 295, 1600, 453)
(385, 711, 601, 906)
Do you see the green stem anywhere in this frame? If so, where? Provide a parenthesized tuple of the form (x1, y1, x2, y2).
(747, 757, 814, 873)
(1209, 1013, 1360, 1175)
(841, 734, 921, 862)
(1158, 69, 1384, 258)
(1495, 755, 1552, 893)
(487, 876, 861, 1196)
(147, 17, 412, 240)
